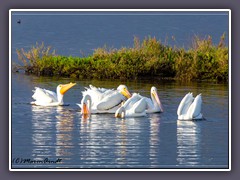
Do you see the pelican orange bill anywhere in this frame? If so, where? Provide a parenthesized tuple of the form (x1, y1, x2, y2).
(60, 82, 76, 95)
(82, 103, 90, 115)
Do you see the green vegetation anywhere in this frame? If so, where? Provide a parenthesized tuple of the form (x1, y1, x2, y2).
(14, 34, 228, 82)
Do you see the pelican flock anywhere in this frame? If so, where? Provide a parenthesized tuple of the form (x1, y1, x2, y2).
(30, 83, 204, 120)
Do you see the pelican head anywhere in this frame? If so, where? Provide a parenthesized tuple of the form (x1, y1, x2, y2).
(57, 82, 76, 95)
(56, 82, 76, 104)
(117, 85, 131, 99)
(151, 86, 163, 112)
(115, 106, 126, 118)
(81, 94, 92, 115)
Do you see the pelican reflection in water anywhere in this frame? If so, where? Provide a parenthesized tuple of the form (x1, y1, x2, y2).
(55, 106, 74, 160)
(148, 114, 161, 167)
(176, 120, 202, 166)
(31, 106, 56, 158)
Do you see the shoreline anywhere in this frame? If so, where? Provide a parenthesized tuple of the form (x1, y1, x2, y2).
(13, 35, 229, 82)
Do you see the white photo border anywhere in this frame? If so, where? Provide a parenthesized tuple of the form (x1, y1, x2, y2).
(9, 9, 231, 171)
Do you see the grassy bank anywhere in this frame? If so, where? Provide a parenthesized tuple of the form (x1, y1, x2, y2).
(14, 34, 228, 82)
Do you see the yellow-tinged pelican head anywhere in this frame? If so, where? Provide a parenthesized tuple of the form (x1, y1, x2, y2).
(151, 86, 163, 112)
(117, 85, 131, 99)
(59, 82, 76, 95)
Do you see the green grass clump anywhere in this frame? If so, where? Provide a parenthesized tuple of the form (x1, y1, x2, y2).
(14, 34, 228, 82)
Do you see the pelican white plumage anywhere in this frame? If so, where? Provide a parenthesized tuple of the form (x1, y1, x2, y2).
(31, 82, 76, 106)
(77, 84, 132, 114)
(177, 92, 203, 120)
(115, 93, 147, 118)
(80, 94, 92, 115)
(145, 86, 163, 113)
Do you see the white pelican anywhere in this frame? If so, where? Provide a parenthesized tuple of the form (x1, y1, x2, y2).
(115, 93, 147, 118)
(77, 84, 131, 114)
(80, 94, 92, 115)
(31, 82, 76, 106)
(177, 93, 203, 120)
(145, 86, 163, 113)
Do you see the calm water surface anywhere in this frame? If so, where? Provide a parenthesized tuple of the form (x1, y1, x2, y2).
(11, 73, 229, 169)
(11, 11, 229, 61)
(11, 11, 229, 169)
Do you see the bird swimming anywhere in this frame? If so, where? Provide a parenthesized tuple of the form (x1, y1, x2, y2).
(115, 93, 148, 118)
(31, 82, 76, 106)
(77, 84, 132, 114)
(145, 86, 163, 113)
(177, 92, 203, 120)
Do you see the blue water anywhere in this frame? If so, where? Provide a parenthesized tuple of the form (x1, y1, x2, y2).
(11, 11, 229, 59)
(10, 10, 229, 170)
